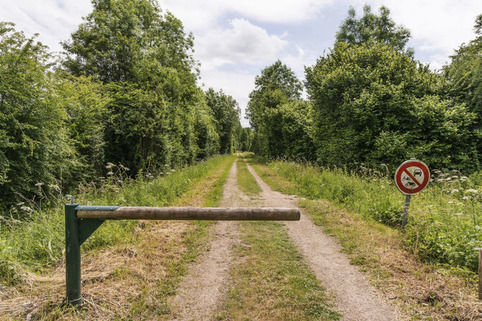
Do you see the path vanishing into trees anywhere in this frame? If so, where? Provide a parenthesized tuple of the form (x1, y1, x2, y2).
(170, 158, 402, 320)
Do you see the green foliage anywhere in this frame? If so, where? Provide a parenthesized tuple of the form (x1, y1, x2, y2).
(305, 42, 477, 172)
(205, 88, 241, 154)
(54, 72, 111, 184)
(336, 5, 412, 55)
(62, 0, 196, 84)
(194, 99, 220, 160)
(63, 0, 202, 171)
(247, 60, 302, 131)
(104, 82, 196, 172)
(246, 60, 313, 158)
(0, 23, 80, 209)
(238, 127, 254, 152)
(270, 101, 316, 160)
(443, 14, 482, 168)
(62, 0, 239, 174)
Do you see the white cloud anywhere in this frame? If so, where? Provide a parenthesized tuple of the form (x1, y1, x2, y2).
(0, 0, 92, 53)
(351, 0, 482, 68)
(195, 18, 288, 68)
(161, 0, 335, 29)
(228, 0, 335, 23)
(200, 68, 256, 127)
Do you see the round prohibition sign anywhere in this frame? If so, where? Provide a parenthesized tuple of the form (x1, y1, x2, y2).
(394, 159, 430, 195)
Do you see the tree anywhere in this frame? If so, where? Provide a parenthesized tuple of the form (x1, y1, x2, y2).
(266, 101, 316, 160)
(193, 98, 220, 160)
(238, 127, 253, 152)
(443, 14, 482, 168)
(305, 42, 477, 171)
(54, 72, 111, 183)
(62, 0, 204, 172)
(62, 0, 196, 85)
(0, 23, 79, 209)
(205, 88, 240, 154)
(246, 60, 304, 157)
(336, 5, 412, 56)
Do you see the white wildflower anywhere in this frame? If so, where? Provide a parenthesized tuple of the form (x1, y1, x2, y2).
(465, 189, 479, 194)
(20, 206, 33, 212)
(450, 189, 459, 194)
(49, 184, 61, 192)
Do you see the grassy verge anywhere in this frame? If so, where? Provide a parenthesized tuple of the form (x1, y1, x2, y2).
(0, 155, 236, 320)
(0, 156, 232, 283)
(248, 157, 481, 320)
(217, 155, 340, 320)
(236, 157, 262, 196)
(250, 158, 482, 273)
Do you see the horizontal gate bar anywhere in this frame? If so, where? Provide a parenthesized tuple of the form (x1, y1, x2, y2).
(76, 206, 300, 221)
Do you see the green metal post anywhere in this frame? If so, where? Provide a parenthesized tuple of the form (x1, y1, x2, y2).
(65, 203, 81, 306)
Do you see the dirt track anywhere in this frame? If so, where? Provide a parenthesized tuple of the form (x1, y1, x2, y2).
(169, 161, 242, 320)
(245, 160, 402, 321)
(170, 158, 402, 320)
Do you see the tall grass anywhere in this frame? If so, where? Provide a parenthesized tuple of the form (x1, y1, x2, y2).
(252, 159, 482, 273)
(0, 156, 231, 285)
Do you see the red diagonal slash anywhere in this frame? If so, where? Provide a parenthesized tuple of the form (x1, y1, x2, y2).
(403, 168, 421, 187)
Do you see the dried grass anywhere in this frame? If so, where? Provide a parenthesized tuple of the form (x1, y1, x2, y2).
(0, 156, 235, 320)
(302, 199, 482, 320)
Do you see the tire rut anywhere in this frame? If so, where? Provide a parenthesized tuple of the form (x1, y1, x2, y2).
(244, 160, 403, 321)
(168, 161, 242, 321)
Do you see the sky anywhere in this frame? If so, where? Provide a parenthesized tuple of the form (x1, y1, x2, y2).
(1, 1, 481, 127)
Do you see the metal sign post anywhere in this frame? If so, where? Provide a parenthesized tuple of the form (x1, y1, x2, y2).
(65, 204, 300, 306)
(394, 159, 430, 229)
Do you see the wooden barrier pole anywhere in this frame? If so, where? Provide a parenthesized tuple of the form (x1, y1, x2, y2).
(77, 206, 300, 221)
(66, 205, 300, 306)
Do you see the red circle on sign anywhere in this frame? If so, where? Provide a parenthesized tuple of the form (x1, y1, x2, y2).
(394, 160, 430, 195)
